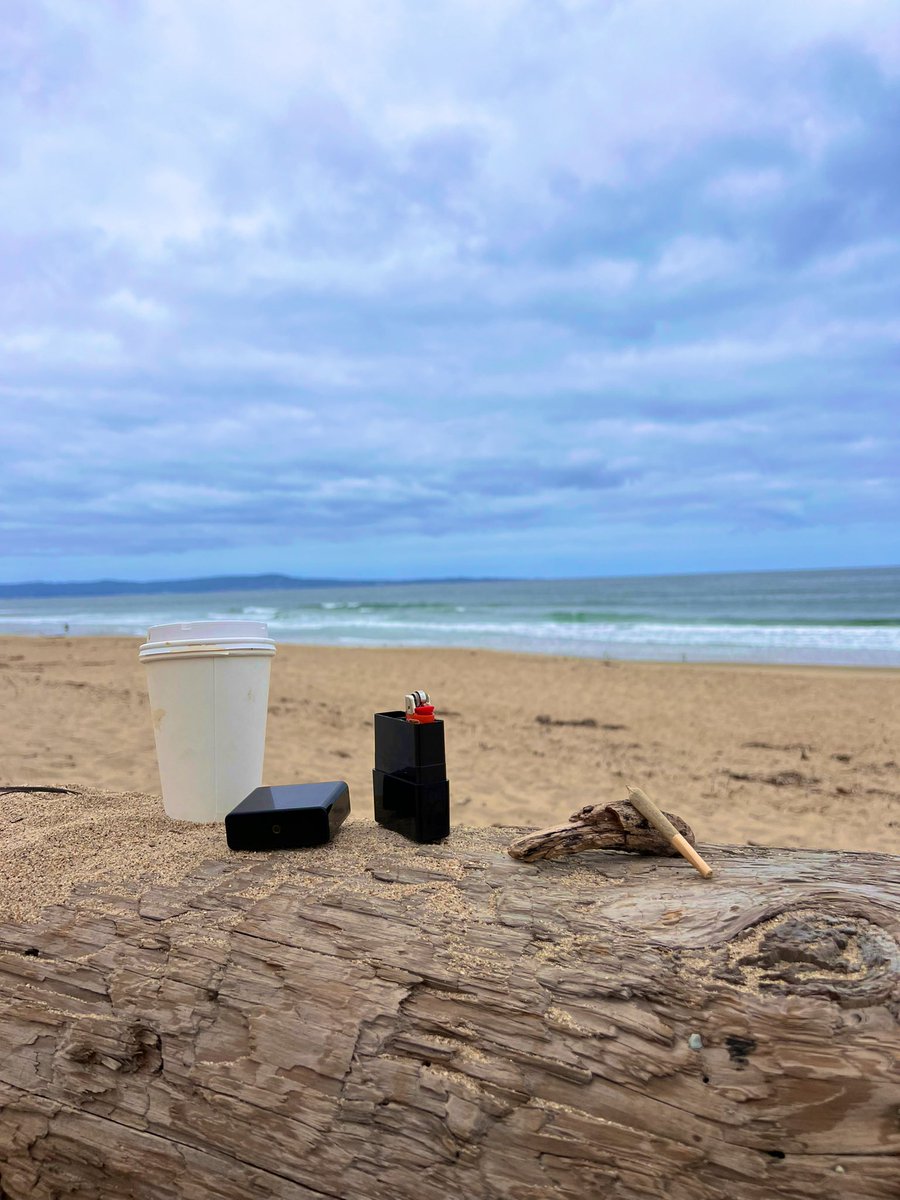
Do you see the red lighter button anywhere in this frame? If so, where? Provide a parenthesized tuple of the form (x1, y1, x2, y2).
(409, 704, 435, 723)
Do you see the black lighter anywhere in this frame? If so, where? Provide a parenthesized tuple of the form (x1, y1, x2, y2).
(373, 690, 450, 843)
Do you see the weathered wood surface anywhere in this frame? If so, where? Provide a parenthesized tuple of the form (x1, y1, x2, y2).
(1, 822, 898, 1200)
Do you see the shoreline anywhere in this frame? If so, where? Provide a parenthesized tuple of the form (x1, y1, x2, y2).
(2, 635, 898, 855)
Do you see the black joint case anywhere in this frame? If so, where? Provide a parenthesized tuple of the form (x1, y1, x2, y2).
(373, 711, 450, 843)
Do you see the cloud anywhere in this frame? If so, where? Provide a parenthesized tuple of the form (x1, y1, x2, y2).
(104, 289, 170, 322)
(1, 0, 899, 577)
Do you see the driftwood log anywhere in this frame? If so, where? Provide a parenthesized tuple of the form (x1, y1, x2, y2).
(1, 822, 898, 1200)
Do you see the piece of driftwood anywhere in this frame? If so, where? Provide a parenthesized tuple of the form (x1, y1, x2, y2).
(507, 798, 697, 862)
(1, 819, 899, 1200)
(0, 786, 79, 798)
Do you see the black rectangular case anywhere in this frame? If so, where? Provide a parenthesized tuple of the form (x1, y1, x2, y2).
(225, 781, 350, 851)
(373, 711, 450, 843)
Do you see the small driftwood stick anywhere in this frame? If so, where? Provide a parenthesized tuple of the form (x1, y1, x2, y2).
(507, 800, 696, 862)
(626, 785, 714, 879)
(0, 786, 80, 797)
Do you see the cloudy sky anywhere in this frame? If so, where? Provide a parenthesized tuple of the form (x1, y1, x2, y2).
(2, 0, 898, 582)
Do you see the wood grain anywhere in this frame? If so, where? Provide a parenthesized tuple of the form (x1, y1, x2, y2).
(0, 816, 898, 1200)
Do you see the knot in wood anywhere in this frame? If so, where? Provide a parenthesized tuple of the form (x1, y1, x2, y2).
(713, 908, 900, 1007)
(61, 1020, 163, 1079)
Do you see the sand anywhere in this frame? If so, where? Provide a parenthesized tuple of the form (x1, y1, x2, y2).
(1, 783, 477, 925)
(1, 636, 898, 921)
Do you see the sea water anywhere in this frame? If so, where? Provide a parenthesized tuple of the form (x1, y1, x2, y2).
(1, 567, 898, 667)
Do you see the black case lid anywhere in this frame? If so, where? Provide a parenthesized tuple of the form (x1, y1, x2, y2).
(374, 710, 446, 775)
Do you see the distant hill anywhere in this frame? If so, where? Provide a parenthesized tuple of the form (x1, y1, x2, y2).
(0, 574, 496, 599)
(0, 575, 369, 599)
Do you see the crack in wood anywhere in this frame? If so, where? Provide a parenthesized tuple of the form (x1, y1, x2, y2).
(0, 1081, 349, 1200)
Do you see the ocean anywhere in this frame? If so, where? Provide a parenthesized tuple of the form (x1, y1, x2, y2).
(2, 567, 898, 667)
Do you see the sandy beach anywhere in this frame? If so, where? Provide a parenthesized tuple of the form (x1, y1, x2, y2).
(1, 635, 898, 858)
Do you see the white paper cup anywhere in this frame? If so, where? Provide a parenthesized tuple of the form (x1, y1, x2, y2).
(139, 620, 276, 822)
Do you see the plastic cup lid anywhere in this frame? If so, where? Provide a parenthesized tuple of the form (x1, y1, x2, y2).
(146, 620, 269, 643)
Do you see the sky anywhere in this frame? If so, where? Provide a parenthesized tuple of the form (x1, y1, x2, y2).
(2, 0, 899, 583)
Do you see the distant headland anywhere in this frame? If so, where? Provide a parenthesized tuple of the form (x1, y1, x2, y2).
(0, 574, 495, 599)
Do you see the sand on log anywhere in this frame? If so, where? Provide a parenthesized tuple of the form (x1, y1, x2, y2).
(0, 802, 898, 1200)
